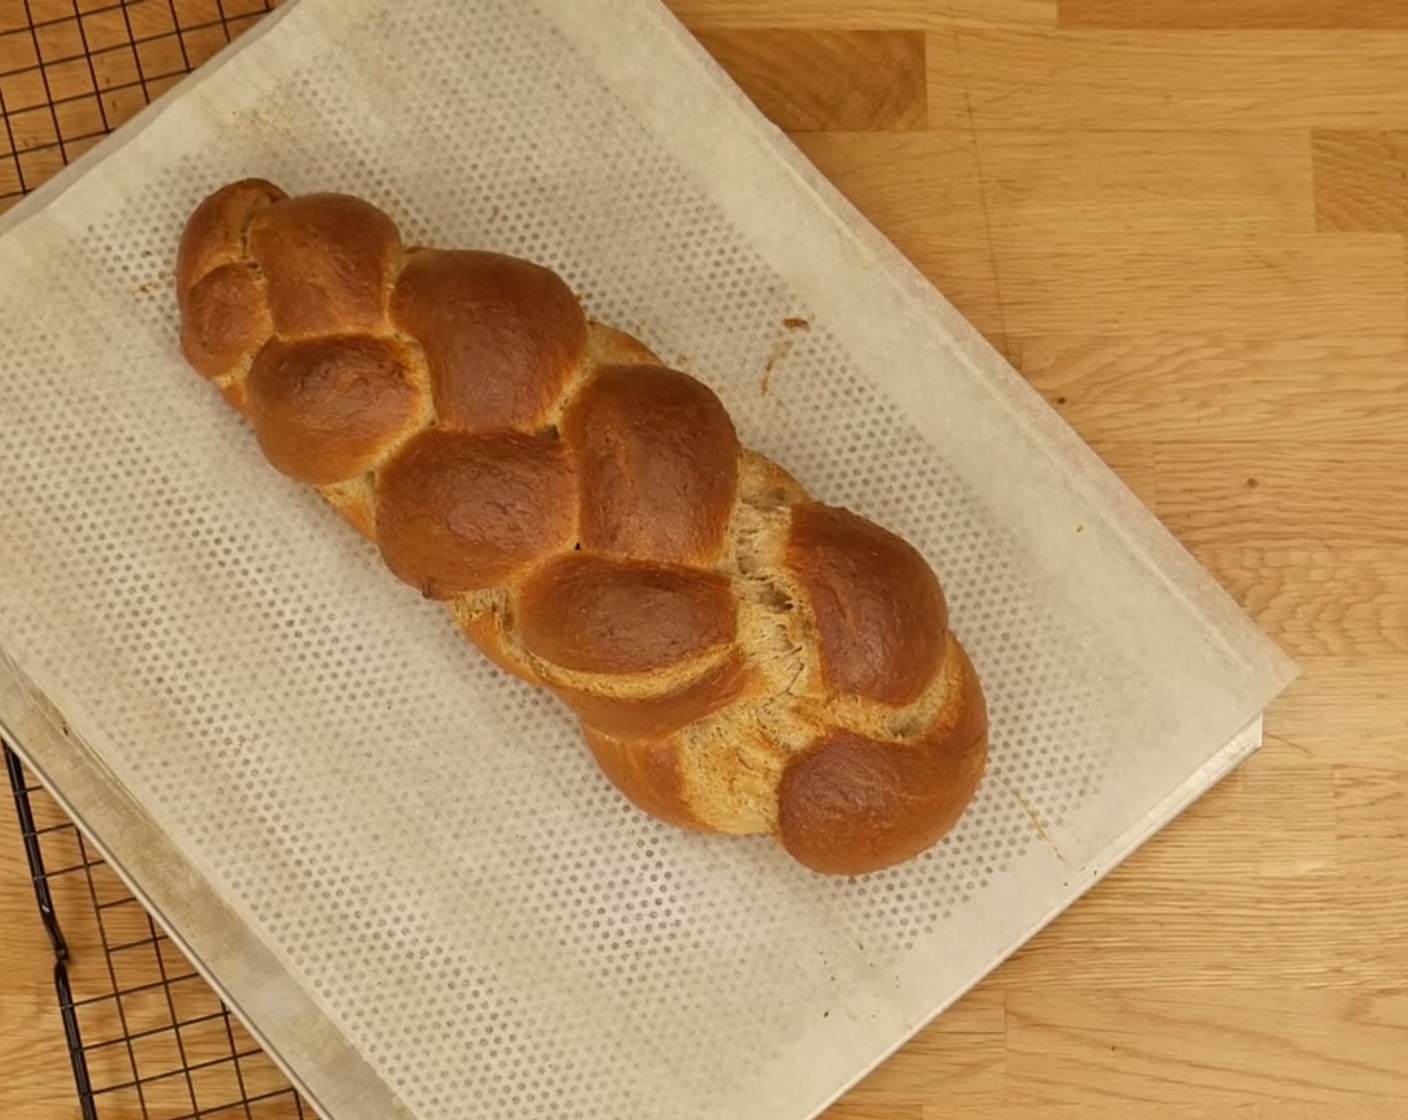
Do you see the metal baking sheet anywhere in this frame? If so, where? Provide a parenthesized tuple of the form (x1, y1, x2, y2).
(0, 2, 1297, 1117)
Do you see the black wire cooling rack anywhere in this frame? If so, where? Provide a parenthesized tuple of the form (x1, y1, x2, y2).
(1, 0, 280, 216)
(3, 8, 307, 1116)
(6, 743, 311, 1120)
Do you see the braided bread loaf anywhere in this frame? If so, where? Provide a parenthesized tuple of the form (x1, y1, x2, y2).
(175, 179, 987, 875)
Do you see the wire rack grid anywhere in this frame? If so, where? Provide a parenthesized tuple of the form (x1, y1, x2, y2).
(6, 744, 312, 1120)
(1, 0, 282, 215)
(2, 3, 311, 1116)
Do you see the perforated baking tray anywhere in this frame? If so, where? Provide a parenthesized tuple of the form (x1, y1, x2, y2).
(0, 2, 1296, 1118)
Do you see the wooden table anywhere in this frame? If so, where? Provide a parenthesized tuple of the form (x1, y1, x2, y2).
(4, 1, 1407, 1117)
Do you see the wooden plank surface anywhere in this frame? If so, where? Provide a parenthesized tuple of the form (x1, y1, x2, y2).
(3, 0, 1408, 1118)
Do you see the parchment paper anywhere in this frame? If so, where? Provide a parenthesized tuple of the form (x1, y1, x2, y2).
(0, 2, 1297, 1118)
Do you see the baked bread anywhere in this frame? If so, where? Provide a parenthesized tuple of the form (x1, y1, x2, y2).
(175, 179, 988, 875)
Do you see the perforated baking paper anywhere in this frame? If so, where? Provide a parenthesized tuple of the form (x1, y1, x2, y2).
(0, 2, 1297, 1118)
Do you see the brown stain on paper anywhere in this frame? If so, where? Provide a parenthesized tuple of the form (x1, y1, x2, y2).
(760, 338, 794, 397)
(1000, 775, 1069, 866)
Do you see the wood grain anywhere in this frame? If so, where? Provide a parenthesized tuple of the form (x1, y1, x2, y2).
(1314, 131, 1408, 232)
(929, 29, 1408, 131)
(1061, 0, 1408, 30)
(695, 30, 927, 130)
(1005, 988, 1408, 1103)
(5, 1, 1408, 1119)
(666, 0, 1056, 31)
(0, 831, 80, 1120)
(989, 234, 1405, 338)
(1015, 334, 1408, 442)
(789, 132, 987, 237)
(976, 131, 1314, 235)
(1198, 548, 1408, 659)
(1153, 441, 1408, 548)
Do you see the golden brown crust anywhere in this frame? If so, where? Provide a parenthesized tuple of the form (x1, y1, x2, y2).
(786, 502, 948, 707)
(176, 180, 989, 876)
(175, 179, 285, 311)
(514, 554, 736, 676)
(564, 364, 741, 567)
(586, 322, 664, 367)
(391, 250, 587, 431)
(375, 429, 577, 598)
(582, 727, 710, 833)
(775, 636, 988, 876)
(248, 193, 401, 338)
(180, 263, 272, 382)
(246, 335, 428, 485)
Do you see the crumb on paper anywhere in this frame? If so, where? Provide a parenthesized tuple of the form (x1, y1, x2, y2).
(782, 316, 810, 331)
